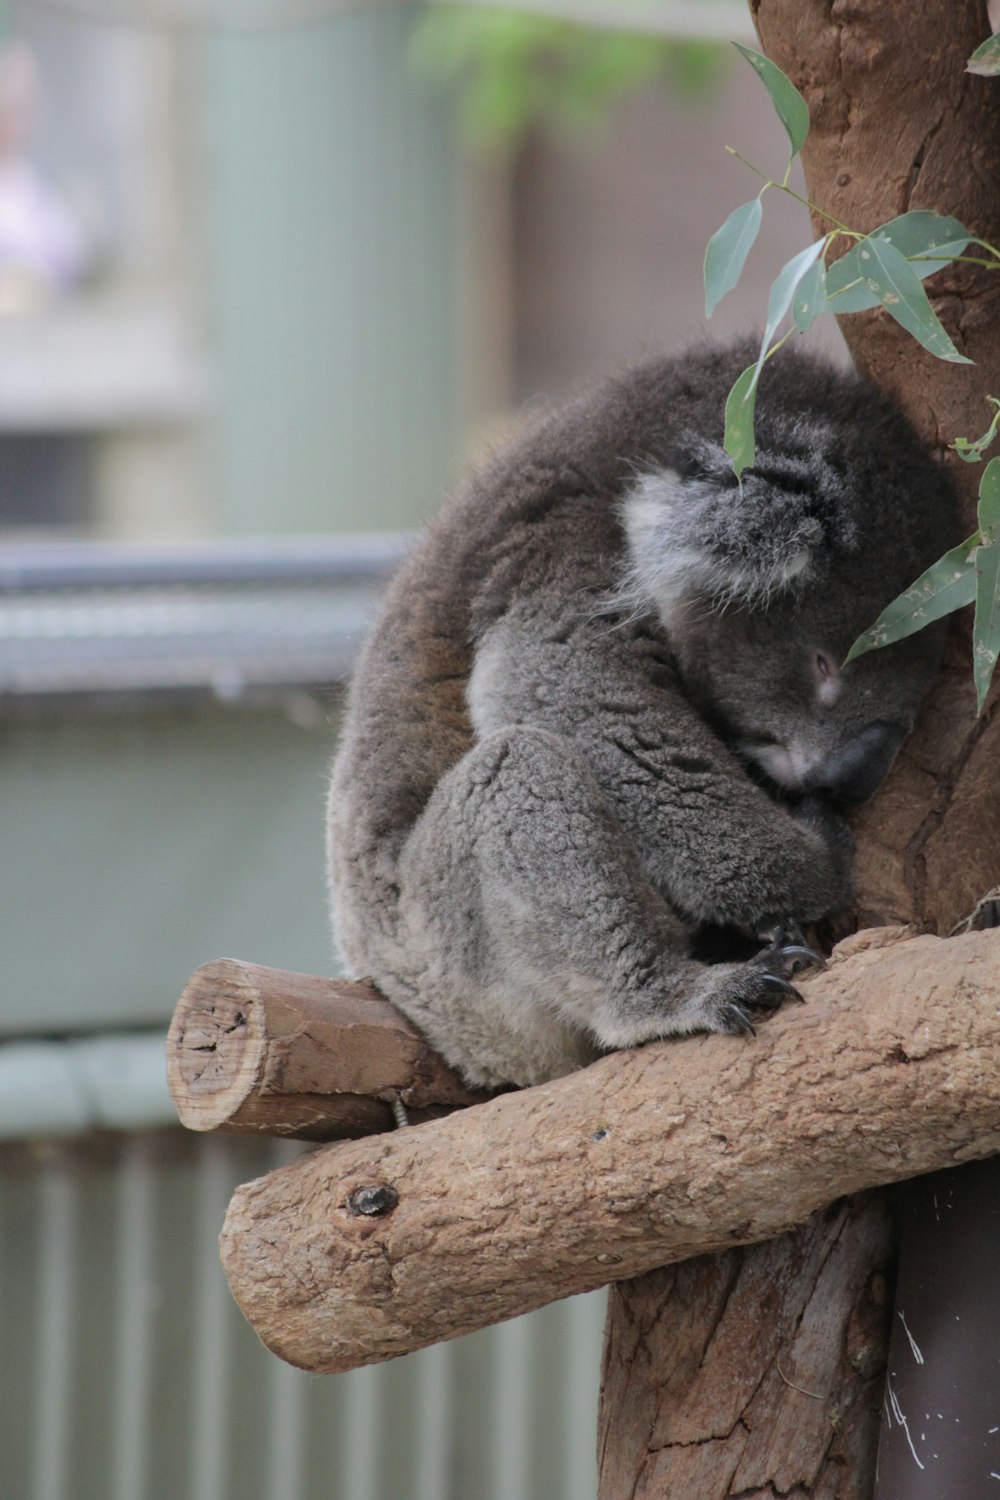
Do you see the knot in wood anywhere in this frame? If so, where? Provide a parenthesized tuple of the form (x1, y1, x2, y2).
(348, 1184, 399, 1218)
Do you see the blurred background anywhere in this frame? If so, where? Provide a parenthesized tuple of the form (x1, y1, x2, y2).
(0, 3, 837, 1496)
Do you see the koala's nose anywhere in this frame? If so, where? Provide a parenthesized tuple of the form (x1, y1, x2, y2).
(813, 722, 904, 804)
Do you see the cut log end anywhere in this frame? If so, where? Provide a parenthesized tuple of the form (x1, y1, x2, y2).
(167, 958, 269, 1132)
(166, 957, 491, 1142)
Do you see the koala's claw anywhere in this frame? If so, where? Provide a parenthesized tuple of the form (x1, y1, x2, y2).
(722, 1002, 757, 1037)
(756, 922, 827, 976)
(779, 944, 827, 972)
(761, 973, 805, 1004)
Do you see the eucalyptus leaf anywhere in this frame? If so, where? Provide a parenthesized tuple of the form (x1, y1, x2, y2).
(870, 210, 972, 259)
(723, 363, 758, 479)
(749, 240, 827, 393)
(732, 44, 809, 159)
(825, 212, 971, 314)
(704, 198, 763, 317)
(845, 532, 980, 662)
(851, 236, 972, 363)
(978, 457, 1000, 542)
(973, 539, 1000, 712)
(968, 32, 1000, 76)
(792, 255, 827, 332)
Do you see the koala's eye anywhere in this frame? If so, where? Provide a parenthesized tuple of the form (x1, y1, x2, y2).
(813, 650, 842, 706)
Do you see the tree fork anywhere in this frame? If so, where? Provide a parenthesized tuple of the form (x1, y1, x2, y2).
(598, 6, 1000, 1496)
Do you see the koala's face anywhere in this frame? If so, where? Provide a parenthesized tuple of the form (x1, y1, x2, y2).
(667, 583, 944, 804)
(617, 349, 959, 810)
(620, 352, 959, 810)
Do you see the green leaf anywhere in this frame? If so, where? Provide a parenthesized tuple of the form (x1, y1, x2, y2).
(845, 533, 980, 662)
(792, 255, 827, 332)
(851, 236, 972, 363)
(870, 210, 972, 260)
(749, 240, 827, 392)
(973, 539, 1000, 712)
(968, 33, 1000, 76)
(825, 211, 971, 313)
(732, 44, 809, 159)
(723, 363, 758, 480)
(704, 198, 763, 317)
(978, 457, 1000, 541)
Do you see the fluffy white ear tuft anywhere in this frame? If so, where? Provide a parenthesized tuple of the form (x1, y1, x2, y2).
(617, 467, 820, 627)
(619, 474, 716, 625)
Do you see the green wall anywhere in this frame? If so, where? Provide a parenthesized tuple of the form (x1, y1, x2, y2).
(0, 703, 338, 1035)
(200, 5, 459, 536)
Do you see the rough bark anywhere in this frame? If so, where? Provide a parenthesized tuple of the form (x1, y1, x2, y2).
(598, 1196, 894, 1500)
(219, 925, 1000, 1374)
(599, 6, 1000, 1496)
(165, 958, 488, 1141)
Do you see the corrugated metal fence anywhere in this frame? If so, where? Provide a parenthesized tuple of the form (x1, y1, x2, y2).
(3, 1128, 606, 1500)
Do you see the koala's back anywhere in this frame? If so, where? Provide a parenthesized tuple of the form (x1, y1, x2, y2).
(329, 351, 711, 902)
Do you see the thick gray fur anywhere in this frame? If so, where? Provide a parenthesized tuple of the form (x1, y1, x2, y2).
(328, 340, 958, 1087)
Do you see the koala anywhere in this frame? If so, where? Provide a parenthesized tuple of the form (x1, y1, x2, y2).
(328, 339, 957, 1089)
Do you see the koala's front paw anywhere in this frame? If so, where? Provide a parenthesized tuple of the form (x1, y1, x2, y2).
(702, 928, 824, 1038)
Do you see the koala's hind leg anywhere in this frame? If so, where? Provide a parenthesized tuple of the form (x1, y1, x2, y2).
(393, 726, 801, 1087)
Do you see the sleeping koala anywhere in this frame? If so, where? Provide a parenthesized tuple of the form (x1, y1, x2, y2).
(328, 340, 957, 1088)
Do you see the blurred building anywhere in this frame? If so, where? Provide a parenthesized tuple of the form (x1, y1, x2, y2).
(0, 4, 834, 1498)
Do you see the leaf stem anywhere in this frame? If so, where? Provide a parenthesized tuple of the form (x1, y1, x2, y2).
(762, 325, 796, 364)
(909, 252, 1000, 270)
(724, 146, 858, 235)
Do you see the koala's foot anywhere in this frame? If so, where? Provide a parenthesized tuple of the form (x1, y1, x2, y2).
(699, 929, 825, 1038)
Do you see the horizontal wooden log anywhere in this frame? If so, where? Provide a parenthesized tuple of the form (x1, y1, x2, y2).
(166, 958, 488, 1141)
(219, 927, 1000, 1373)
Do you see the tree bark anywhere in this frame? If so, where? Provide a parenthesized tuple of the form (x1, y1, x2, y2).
(598, 5, 1000, 1496)
(598, 1197, 894, 1500)
(219, 926, 1000, 1375)
(166, 958, 487, 1141)
(753, 0, 1000, 935)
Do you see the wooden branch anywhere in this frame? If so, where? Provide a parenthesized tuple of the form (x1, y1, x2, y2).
(219, 926, 1000, 1373)
(166, 958, 488, 1142)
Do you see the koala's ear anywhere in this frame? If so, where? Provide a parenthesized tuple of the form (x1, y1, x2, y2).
(619, 457, 825, 624)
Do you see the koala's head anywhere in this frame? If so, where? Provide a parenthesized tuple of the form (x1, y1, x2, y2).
(620, 349, 960, 806)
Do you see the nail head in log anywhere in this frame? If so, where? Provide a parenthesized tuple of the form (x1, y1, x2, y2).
(166, 958, 488, 1141)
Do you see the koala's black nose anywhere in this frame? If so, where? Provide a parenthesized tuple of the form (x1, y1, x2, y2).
(814, 721, 905, 804)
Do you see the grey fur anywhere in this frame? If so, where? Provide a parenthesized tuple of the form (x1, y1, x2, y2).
(328, 340, 958, 1088)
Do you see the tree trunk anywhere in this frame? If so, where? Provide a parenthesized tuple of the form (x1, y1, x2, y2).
(599, 1198, 894, 1500)
(598, 4, 1000, 1496)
